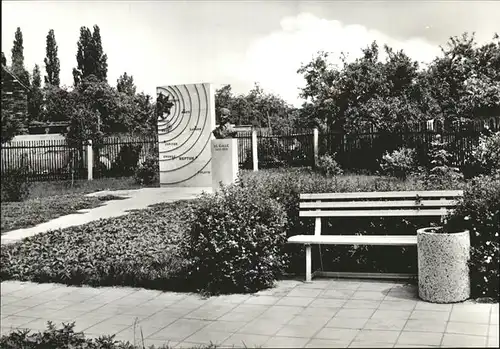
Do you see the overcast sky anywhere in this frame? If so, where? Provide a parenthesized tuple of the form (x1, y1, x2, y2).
(2, 1, 499, 106)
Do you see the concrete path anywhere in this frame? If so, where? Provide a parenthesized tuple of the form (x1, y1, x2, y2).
(1, 187, 211, 245)
(1, 279, 498, 348)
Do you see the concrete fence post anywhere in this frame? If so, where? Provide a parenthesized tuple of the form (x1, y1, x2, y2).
(252, 129, 258, 172)
(313, 128, 319, 168)
(87, 139, 93, 180)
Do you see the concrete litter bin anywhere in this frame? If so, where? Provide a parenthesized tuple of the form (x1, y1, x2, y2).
(417, 227, 471, 303)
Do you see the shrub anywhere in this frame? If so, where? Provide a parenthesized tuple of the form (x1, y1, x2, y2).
(446, 175, 500, 300)
(464, 131, 500, 178)
(1, 161, 31, 202)
(0, 321, 215, 348)
(134, 153, 158, 185)
(379, 147, 416, 180)
(316, 153, 343, 176)
(180, 184, 288, 295)
(112, 144, 142, 176)
(421, 134, 463, 189)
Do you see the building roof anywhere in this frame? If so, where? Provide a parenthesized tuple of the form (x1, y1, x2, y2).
(1, 64, 31, 92)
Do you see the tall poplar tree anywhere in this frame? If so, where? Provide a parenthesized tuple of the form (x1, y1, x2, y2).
(10, 27, 30, 86)
(44, 29, 60, 86)
(28, 64, 43, 122)
(72, 25, 108, 86)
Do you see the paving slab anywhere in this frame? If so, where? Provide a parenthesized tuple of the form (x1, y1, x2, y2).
(0, 278, 498, 348)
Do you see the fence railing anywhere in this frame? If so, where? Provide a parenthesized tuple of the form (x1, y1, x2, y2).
(1, 116, 498, 182)
(322, 117, 499, 171)
(1, 136, 159, 182)
(1, 139, 87, 181)
(92, 136, 158, 179)
(235, 129, 315, 169)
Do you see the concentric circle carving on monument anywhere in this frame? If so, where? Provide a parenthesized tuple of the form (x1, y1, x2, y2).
(156, 83, 214, 186)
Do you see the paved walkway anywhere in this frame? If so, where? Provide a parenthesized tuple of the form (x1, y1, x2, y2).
(1, 187, 211, 245)
(1, 279, 498, 348)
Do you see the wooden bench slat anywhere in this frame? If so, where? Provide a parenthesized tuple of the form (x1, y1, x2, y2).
(299, 209, 452, 217)
(300, 190, 463, 200)
(300, 200, 458, 209)
(288, 235, 417, 245)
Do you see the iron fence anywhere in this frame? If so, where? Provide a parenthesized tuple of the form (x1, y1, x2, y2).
(92, 135, 159, 179)
(235, 129, 315, 169)
(1, 139, 87, 181)
(2, 116, 498, 182)
(321, 117, 500, 172)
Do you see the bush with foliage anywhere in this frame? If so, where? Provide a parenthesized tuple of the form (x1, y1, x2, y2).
(0, 201, 191, 290)
(112, 144, 142, 176)
(316, 153, 343, 176)
(1, 160, 31, 202)
(464, 131, 500, 178)
(134, 153, 159, 186)
(446, 175, 500, 300)
(379, 147, 417, 180)
(0, 321, 215, 349)
(421, 134, 463, 189)
(180, 184, 288, 295)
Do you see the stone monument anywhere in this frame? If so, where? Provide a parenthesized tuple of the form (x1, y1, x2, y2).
(156, 83, 215, 187)
(211, 108, 239, 191)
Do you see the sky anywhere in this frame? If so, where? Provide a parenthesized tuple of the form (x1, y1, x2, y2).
(2, 0, 500, 107)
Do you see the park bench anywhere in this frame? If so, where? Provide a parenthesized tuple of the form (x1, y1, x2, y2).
(288, 190, 464, 282)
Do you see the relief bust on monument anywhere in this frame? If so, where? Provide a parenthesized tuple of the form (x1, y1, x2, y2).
(212, 107, 237, 139)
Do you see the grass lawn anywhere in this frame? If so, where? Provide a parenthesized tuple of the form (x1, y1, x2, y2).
(1, 194, 126, 234)
(1, 177, 151, 235)
(27, 176, 158, 198)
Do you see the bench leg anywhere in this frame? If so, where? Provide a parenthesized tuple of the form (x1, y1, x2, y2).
(305, 244, 312, 282)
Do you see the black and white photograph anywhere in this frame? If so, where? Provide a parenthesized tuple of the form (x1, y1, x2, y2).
(1, 0, 499, 348)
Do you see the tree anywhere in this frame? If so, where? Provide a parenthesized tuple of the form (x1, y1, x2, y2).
(28, 64, 43, 122)
(214, 83, 296, 132)
(116, 72, 136, 96)
(215, 84, 234, 124)
(1, 52, 6, 65)
(298, 42, 432, 134)
(1, 113, 25, 144)
(424, 32, 500, 120)
(44, 29, 60, 86)
(132, 93, 157, 135)
(72, 25, 108, 86)
(10, 27, 30, 86)
(41, 85, 74, 123)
